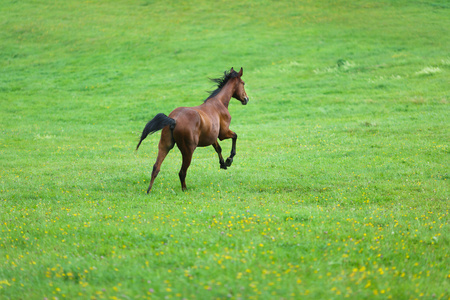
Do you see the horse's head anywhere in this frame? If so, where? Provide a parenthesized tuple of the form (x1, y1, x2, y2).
(231, 67, 249, 105)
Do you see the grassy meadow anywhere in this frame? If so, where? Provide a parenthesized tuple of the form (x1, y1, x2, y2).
(1, 0, 449, 299)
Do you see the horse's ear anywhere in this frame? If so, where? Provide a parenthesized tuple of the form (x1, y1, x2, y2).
(230, 67, 234, 73)
(238, 67, 243, 76)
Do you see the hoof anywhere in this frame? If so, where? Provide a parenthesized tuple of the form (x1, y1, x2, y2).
(220, 163, 227, 170)
(225, 157, 233, 167)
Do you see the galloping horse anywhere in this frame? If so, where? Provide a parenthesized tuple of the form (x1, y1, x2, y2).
(136, 67, 249, 193)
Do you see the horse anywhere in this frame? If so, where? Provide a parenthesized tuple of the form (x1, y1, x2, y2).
(136, 67, 249, 193)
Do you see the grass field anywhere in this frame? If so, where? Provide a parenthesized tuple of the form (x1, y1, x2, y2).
(1, 0, 449, 299)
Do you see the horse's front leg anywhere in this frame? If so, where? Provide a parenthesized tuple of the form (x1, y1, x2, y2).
(212, 141, 227, 170)
(219, 130, 237, 167)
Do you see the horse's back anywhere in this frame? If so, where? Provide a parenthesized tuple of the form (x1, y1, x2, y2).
(169, 107, 200, 125)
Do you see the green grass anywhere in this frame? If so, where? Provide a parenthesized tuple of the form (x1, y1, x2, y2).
(1, 0, 449, 299)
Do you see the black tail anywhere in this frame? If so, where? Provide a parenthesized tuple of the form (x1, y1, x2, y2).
(136, 113, 176, 150)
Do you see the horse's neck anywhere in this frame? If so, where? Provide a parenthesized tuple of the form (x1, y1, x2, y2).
(215, 81, 235, 109)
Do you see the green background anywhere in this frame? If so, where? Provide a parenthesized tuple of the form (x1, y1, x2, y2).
(1, 0, 448, 299)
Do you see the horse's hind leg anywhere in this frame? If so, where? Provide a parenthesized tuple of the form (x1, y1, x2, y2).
(212, 141, 227, 170)
(147, 129, 174, 193)
(177, 143, 195, 191)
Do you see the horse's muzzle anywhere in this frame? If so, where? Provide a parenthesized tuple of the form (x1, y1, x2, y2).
(242, 97, 249, 105)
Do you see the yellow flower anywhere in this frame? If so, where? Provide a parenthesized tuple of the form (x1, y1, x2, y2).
(0, 280, 11, 287)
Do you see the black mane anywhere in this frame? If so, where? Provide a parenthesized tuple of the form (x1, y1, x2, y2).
(204, 70, 240, 102)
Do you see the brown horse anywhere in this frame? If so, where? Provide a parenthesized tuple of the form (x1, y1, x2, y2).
(136, 67, 249, 193)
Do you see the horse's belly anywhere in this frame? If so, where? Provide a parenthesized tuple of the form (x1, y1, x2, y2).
(198, 130, 219, 147)
(197, 123, 219, 147)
